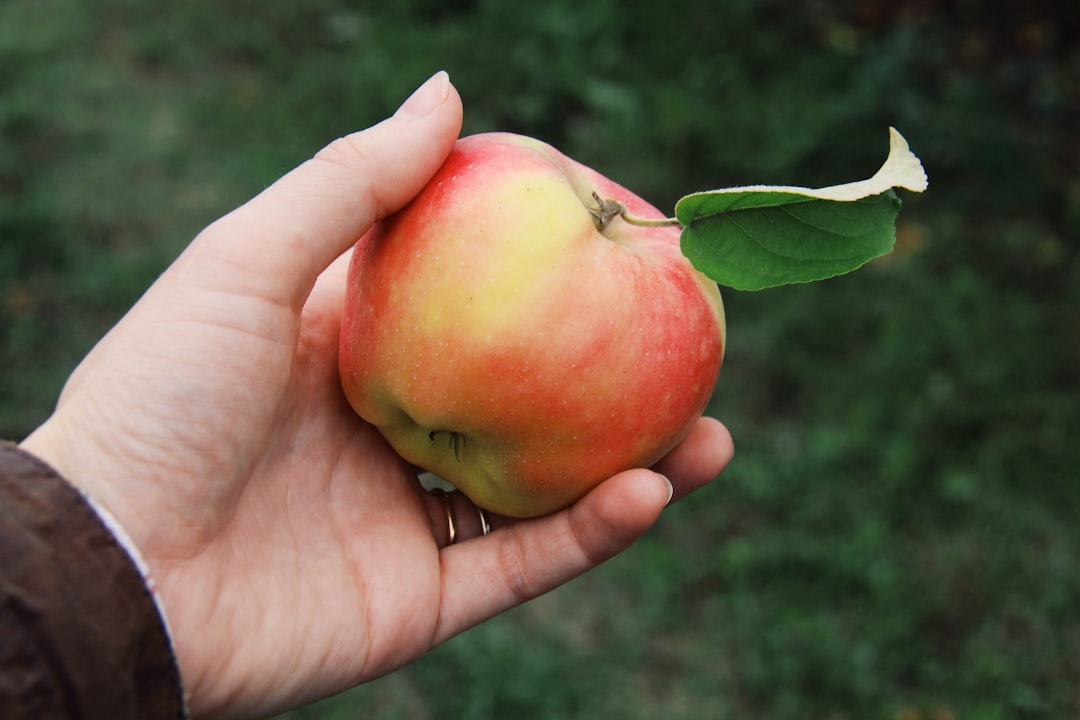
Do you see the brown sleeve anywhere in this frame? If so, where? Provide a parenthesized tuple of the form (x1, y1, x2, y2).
(0, 442, 186, 719)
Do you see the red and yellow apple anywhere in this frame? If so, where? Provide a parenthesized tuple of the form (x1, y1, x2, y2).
(339, 133, 725, 517)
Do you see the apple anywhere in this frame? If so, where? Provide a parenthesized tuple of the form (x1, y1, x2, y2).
(339, 133, 725, 518)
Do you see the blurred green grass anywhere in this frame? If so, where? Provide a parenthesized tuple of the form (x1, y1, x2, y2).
(2, 1, 1078, 718)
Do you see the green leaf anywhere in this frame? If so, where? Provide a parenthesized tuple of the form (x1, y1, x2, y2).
(674, 128, 927, 291)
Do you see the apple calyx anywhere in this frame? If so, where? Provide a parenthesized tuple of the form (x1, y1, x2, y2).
(589, 191, 682, 232)
(429, 430, 466, 461)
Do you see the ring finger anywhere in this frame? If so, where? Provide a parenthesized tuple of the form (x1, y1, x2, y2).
(425, 486, 501, 548)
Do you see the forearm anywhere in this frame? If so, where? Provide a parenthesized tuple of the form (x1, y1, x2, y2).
(0, 442, 186, 719)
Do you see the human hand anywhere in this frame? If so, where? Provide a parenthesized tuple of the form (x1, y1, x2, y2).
(20, 72, 734, 719)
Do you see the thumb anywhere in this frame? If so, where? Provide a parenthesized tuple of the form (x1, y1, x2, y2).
(179, 71, 463, 310)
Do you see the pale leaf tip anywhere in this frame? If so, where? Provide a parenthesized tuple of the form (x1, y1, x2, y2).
(887, 127, 929, 193)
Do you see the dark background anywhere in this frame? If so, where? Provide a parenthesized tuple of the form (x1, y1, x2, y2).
(2, 1, 1077, 718)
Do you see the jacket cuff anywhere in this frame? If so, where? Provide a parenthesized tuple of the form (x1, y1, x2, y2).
(0, 442, 186, 719)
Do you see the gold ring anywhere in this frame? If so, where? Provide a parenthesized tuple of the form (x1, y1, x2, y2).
(430, 488, 456, 545)
(477, 505, 492, 536)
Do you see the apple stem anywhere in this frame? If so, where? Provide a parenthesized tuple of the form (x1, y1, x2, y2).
(590, 192, 682, 230)
(620, 212, 684, 228)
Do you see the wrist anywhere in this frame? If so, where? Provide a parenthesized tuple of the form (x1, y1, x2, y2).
(0, 441, 188, 717)
(15, 433, 180, 660)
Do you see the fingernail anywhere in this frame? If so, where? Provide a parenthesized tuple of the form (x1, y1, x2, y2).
(659, 474, 674, 506)
(396, 70, 450, 119)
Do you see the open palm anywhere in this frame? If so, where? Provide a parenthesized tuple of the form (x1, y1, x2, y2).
(21, 74, 733, 719)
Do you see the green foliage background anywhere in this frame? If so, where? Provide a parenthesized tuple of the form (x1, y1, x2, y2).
(2, 1, 1077, 718)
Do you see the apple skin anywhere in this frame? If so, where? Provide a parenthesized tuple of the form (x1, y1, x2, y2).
(339, 132, 725, 518)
